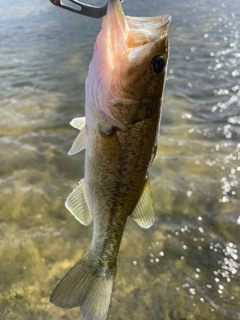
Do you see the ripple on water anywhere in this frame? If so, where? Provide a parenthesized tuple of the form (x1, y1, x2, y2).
(1, 0, 240, 319)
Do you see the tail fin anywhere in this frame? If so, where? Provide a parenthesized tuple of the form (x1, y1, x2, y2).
(50, 253, 115, 320)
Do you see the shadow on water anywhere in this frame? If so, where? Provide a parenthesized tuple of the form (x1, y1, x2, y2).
(0, 0, 240, 319)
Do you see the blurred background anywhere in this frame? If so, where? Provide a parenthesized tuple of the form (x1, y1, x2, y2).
(1, 0, 239, 319)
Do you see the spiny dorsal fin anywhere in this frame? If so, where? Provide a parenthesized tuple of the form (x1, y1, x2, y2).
(130, 178, 155, 229)
(68, 126, 87, 155)
(65, 179, 92, 226)
(70, 117, 86, 130)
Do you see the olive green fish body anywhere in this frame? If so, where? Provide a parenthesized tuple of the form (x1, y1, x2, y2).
(50, 1, 171, 319)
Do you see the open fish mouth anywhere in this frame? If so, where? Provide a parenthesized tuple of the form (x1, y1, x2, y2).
(106, 0, 171, 47)
(125, 15, 171, 46)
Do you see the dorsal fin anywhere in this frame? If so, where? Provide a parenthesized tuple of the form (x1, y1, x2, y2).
(70, 117, 86, 130)
(65, 179, 92, 226)
(68, 126, 87, 155)
(130, 178, 155, 229)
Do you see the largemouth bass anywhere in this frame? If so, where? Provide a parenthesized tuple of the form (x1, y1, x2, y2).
(50, 1, 171, 319)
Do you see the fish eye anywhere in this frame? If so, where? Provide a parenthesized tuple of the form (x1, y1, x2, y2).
(150, 56, 165, 75)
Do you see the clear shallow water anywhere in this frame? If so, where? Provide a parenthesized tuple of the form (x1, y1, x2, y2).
(1, 0, 240, 319)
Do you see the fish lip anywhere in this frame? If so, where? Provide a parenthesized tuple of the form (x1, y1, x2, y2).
(125, 14, 171, 48)
(157, 14, 171, 37)
(107, 0, 171, 32)
(105, 1, 171, 45)
(129, 14, 171, 32)
(107, 0, 126, 31)
(159, 14, 172, 29)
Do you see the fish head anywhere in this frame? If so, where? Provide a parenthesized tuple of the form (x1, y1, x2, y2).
(86, 0, 171, 130)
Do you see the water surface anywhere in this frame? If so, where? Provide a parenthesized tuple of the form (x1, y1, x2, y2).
(1, 0, 240, 319)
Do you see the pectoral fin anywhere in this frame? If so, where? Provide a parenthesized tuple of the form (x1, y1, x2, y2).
(65, 179, 92, 226)
(100, 132, 122, 164)
(68, 126, 87, 155)
(130, 178, 155, 229)
(98, 120, 121, 164)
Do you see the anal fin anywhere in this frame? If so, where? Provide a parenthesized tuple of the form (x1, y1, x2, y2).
(65, 179, 92, 226)
(130, 178, 155, 229)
